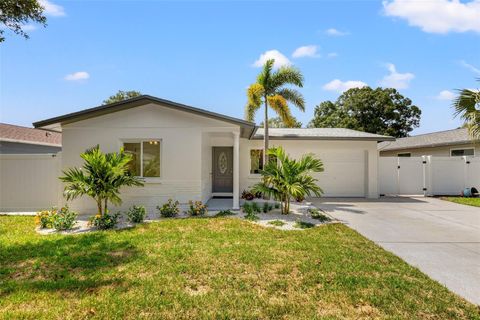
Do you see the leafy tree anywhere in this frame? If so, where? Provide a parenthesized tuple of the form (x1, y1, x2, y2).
(103, 90, 142, 105)
(251, 147, 323, 214)
(308, 87, 421, 138)
(245, 59, 305, 162)
(60, 146, 144, 216)
(453, 79, 480, 139)
(260, 116, 302, 128)
(0, 0, 46, 42)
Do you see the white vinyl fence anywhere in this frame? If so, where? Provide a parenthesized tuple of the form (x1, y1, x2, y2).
(379, 156, 480, 196)
(0, 154, 61, 212)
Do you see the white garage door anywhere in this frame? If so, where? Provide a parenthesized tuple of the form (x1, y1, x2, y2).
(313, 150, 366, 197)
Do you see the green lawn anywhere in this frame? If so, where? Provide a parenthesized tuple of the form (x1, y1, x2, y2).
(442, 197, 480, 207)
(1, 216, 479, 319)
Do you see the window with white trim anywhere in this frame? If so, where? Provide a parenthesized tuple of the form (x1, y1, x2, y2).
(123, 140, 161, 177)
(250, 149, 277, 174)
(450, 148, 474, 157)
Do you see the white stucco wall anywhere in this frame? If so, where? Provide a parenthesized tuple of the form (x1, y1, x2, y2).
(239, 139, 379, 198)
(61, 103, 237, 214)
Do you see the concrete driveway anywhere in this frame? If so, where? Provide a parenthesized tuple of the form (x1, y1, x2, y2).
(310, 196, 480, 305)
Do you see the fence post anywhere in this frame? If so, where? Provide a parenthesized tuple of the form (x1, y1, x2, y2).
(463, 156, 469, 189)
(422, 156, 427, 197)
(396, 156, 400, 195)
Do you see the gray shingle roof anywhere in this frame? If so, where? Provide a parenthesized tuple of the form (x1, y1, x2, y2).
(253, 128, 394, 141)
(378, 128, 476, 151)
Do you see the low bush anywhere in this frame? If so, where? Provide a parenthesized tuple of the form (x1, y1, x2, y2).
(308, 208, 331, 222)
(35, 209, 54, 228)
(89, 212, 120, 230)
(274, 202, 280, 209)
(127, 205, 146, 223)
(52, 206, 77, 231)
(268, 220, 285, 227)
(187, 200, 208, 216)
(241, 190, 254, 201)
(251, 202, 261, 214)
(262, 202, 273, 213)
(242, 202, 258, 221)
(215, 209, 236, 217)
(157, 199, 180, 218)
(294, 221, 315, 229)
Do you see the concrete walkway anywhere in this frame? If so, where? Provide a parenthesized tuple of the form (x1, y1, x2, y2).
(310, 196, 480, 305)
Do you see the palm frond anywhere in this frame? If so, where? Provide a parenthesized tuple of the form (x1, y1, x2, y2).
(271, 65, 304, 88)
(267, 95, 295, 127)
(276, 88, 305, 112)
(453, 87, 480, 139)
(245, 83, 264, 121)
(257, 59, 275, 90)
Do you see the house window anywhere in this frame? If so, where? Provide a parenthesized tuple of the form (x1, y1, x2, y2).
(123, 140, 161, 177)
(397, 153, 411, 157)
(250, 149, 277, 174)
(450, 148, 474, 157)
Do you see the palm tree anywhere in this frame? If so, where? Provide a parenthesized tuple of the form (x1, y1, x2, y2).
(251, 147, 324, 214)
(453, 79, 480, 139)
(245, 59, 305, 162)
(60, 146, 144, 215)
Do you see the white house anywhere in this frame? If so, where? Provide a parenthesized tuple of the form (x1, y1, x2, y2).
(31, 95, 394, 214)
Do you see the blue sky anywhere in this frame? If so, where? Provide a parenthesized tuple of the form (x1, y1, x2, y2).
(1, 0, 479, 134)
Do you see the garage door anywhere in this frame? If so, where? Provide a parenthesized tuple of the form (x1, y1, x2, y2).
(312, 150, 366, 197)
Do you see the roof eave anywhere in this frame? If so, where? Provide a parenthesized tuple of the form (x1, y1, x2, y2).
(252, 135, 395, 142)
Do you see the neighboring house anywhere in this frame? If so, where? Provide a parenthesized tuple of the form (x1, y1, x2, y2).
(33, 95, 393, 213)
(378, 128, 478, 157)
(0, 123, 62, 154)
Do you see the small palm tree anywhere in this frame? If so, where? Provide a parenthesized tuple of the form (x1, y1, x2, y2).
(60, 146, 144, 215)
(453, 79, 480, 139)
(251, 147, 324, 214)
(246, 59, 305, 162)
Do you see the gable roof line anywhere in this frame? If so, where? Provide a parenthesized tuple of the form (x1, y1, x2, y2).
(33, 95, 255, 130)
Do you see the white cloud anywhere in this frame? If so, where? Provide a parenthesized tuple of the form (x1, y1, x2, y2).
(325, 28, 349, 36)
(292, 45, 320, 58)
(327, 52, 338, 58)
(436, 90, 456, 100)
(380, 63, 414, 89)
(383, 0, 480, 34)
(459, 60, 480, 75)
(64, 71, 90, 81)
(253, 50, 291, 68)
(38, 0, 66, 17)
(322, 79, 368, 93)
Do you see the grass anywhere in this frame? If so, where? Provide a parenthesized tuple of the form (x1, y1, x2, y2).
(294, 221, 316, 229)
(1, 216, 479, 319)
(268, 220, 286, 227)
(442, 197, 480, 207)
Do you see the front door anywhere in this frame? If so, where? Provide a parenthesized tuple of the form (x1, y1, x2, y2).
(212, 147, 233, 193)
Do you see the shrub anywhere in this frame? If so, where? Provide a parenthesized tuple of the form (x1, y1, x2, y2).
(35, 209, 54, 228)
(254, 191, 263, 199)
(294, 221, 315, 229)
(268, 220, 285, 227)
(251, 147, 323, 214)
(274, 202, 280, 209)
(89, 212, 120, 230)
(215, 209, 236, 217)
(262, 202, 273, 213)
(251, 202, 261, 214)
(242, 202, 258, 221)
(157, 199, 180, 218)
(127, 205, 146, 223)
(187, 200, 207, 216)
(308, 208, 331, 222)
(241, 190, 254, 201)
(51, 206, 77, 231)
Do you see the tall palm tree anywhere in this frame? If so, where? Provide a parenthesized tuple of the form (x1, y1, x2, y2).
(60, 146, 144, 215)
(245, 59, 305, 162)
(251, 147, 323, 214)
(453, 79, 480, 139)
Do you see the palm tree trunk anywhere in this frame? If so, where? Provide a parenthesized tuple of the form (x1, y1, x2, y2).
(96, 198, 103, 216)
(264, 95, 269, 164)
(104, 198, 108, 215)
